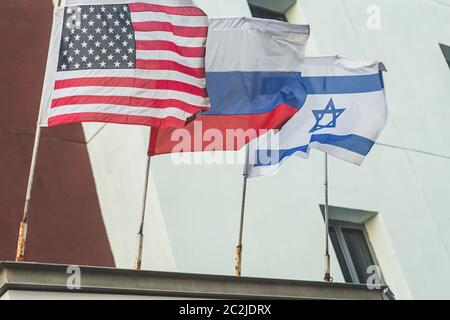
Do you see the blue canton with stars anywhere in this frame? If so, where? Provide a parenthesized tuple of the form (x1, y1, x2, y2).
(58, 4, 136, 71)
(309, 98, 346, 133)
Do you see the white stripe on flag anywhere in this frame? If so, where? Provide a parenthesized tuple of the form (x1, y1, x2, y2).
(54, 69, 206, 87)
(52, 86, 210, 107)
(134, 31, 206, 47)
(136, 50, 205, 68)
(48, 104, 192, 120)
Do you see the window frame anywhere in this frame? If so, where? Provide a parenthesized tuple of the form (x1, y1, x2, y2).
(329, 221, 384, 285)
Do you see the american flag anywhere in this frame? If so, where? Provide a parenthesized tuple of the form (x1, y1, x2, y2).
(39, 1, 209, 128)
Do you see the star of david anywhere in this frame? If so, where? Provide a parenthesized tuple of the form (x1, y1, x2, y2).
(309, 98, 346, 133)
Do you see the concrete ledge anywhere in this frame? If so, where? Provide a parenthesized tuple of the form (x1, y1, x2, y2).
(0, 261, 386, 300)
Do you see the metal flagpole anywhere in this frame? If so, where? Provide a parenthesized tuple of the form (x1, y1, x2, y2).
(235, 145, 249, 276)
(135, 155, 152, 270)
(15, 126, 42, 262)
(324, 153, 332, 282)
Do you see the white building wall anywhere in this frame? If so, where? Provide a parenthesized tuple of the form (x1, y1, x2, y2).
(59, 0, 450, 299)
(83, 124, 177, 271)
(287, 0, 450, 300)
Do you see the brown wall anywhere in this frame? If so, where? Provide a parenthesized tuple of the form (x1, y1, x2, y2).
(0, 0, 114, 266)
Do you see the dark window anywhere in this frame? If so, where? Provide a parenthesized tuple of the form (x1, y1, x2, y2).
(247, 0, 297, 22)
(329, 223, 379, 284)
(329, 227, 353, 283)
(249, 5, 287, 21)
(440, 43, 450, 69)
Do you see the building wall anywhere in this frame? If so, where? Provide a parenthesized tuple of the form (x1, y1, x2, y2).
(0, 0, 114, 267)
(37, 0, 450, 299)
(287, 0, 450, 300)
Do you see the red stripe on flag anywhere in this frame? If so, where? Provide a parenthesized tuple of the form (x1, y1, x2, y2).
(55, 77, 208, 98)
(133, 21, 208, 38)
(148, 104, 299, 156)
(129, 3, 206, 16)
(51, 95, 208, 114)
(135, 40, 205, 58)
(48, 113, 187, 128)
(136, 59, 205, 78)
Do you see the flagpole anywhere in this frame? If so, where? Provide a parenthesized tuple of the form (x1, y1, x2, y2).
(135, 155, 152, 270)
(235, 145, 249, 276)
(324, 153, 332, 282)
(15, 125, 42, 262)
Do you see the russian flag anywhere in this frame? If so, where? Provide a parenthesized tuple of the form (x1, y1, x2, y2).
(148, 17, 310, 156)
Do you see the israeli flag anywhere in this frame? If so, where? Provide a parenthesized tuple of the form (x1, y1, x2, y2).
(247, 56, 388, 178)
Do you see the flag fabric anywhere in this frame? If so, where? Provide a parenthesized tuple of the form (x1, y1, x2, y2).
(38, 0, 209, 128)
(148, 17, 310, 155)
(247, 56, 388, 178)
